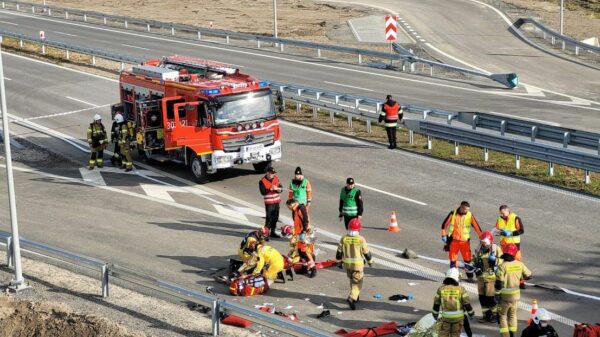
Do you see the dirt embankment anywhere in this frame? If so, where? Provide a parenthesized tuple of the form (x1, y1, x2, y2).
(0, 295, 145, 337)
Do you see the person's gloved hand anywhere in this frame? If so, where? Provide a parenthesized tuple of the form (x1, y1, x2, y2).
(489, 253, 497, 263)
(501, 230, 513, 237)
(299, 233, 306, 242)
(441, 236, 447, 243)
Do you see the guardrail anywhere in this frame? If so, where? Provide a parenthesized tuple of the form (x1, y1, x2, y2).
(0, 0, 519, 88)
(0, 231, 335, 337)
(2, 32, 598, 183)
(515, 18, 600, 61)
(404, 119, 599, 183)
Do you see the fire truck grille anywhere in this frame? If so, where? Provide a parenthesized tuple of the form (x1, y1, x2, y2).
(222, 132, 275, 152)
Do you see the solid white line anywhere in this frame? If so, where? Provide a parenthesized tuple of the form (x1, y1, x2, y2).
(21, 104, 110, 121)
(355, 183, 427, 205)
(347, 20, 362, 42)
(120, 43, 150, 51)
(53, 31, 78, 37)
(487, 111, 561, 126)
(3, 9, 599, 111)
(323, 81, 374, 92)
(0, 19, 18, 25)
(66, 96, 99, 107)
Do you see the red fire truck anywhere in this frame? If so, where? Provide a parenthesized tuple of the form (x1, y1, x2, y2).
(111, 55, 282, 182)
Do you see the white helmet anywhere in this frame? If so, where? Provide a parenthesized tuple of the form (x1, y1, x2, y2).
(93, 114, 102, 121)
(445, 268, 460, 283)
(114, 114, 124, 123)
(532, 308, 551, 325)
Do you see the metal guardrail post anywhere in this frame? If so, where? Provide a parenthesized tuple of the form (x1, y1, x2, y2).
(430, 65, 433, 77)
(427, 136, 432, 150)
(42, 44, 45, 54)
(146, 24, 150, 32)
(575, 46, 579, 55)
(347, 115, 352, 128)
(561, 40, 565, 50)
(454, 142, 459, 156)
(15, 3, 18, 10)
(103, 17, 107, 25)
(280, 43, 284, 52)
(329, 111, 334, 124)
(92, 55, 96, 65)
(47, 8, 50, 15)
(257, 40, 261, 48)
(30, 5, 33, 13)
(197, 31, 201, 40)
(515, 155, 521, 169)
(484, 148, 489, 162)
(409, 130, 414, 145)
(366, 120, 371, 133)
(84, 14, 87, 22)
(358, 53, 362, 64)
(211, 300, 220, 336)
(2, 3, 5, 9)
(447, 114, 453, 125)
(531, 126, 538, 142)
(172, 27, 175, 36)
(101, 264, 109, 298)
(66, 49, 70, 60)
(312, 106, 317, 119)
(120, 62, 124, 71)
(6, 236, 13, 268)
(65, 11, 68, 19)
(585, 171, 591, 184)
(125, 20, 128, 29)
(472, 115, 478, 130)
(19, 39, 23, 47)
(598, 140, 600, 156)
(548, 162, 554, 176)
(423, 110, 429, 120)
(562, 132, 570, 148)
(551, 36, 555, 45)
(317, 48, 321, 58)
(500, 120, 506, 136)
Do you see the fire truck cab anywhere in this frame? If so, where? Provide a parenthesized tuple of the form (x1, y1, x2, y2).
(111, 55, 282, 182)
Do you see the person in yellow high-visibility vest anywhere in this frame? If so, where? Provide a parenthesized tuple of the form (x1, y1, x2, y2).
(336, 218, 373, 310)
(495, 205, 525, 288)
(432, 268, 475, 337)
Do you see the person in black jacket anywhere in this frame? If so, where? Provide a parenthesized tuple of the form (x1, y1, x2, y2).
(521, 309, 558, 337)
(110, 113, 122, 166)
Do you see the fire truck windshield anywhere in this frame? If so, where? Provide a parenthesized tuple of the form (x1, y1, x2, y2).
(212, 90, 274, 126)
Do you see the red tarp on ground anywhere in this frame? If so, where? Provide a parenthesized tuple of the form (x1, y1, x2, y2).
(335, 321, 398, 337)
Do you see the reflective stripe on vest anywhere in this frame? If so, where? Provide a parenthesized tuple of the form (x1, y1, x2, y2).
(381, 102, 400, 127)
(439, 286, 465, 319)
(291, 179, 308, 205)
(262, 176, 281, 204)
(497, 213, 520, 244)
(441, 310, 465, 319)
(342, 236, 365, 266)
(340, 187, 359, 216)
(447, 210, 473, 241)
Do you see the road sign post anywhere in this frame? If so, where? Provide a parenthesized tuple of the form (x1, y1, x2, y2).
(0, 46, 26, 291)
(385, 15, 397, 64)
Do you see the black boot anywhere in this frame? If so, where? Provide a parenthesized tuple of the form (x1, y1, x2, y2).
(347, 297, 356, 310)
(285, 268, 295, 281)
(276, 271, 286, 283)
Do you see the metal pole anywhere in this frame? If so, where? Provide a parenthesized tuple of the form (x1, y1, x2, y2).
(0, 46, 26, 290)
(560, 0, 564, 35)
(273, 0, 278, 39)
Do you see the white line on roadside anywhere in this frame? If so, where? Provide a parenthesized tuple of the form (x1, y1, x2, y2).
(2, 9, 599, 111)
(355, 183, 427, 205)
(121, 43, 150, 51)
(20, 104, 110, 121)
(66, 96, 99, 107)
(53, 31, 78, 37)
(323, 81, 374, 92)
(487, 111, 561, 126)
(3, 77, 11, 81)
(0, 19, 18, 25)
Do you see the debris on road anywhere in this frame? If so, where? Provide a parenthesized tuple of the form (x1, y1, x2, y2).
(401, 249, 419, 259)
(317, 309, 331, 319)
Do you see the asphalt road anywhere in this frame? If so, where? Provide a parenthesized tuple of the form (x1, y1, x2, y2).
(0, 9, 599, 132)
(0, 52, 598, 335)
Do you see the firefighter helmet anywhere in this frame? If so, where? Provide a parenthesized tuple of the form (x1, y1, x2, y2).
(445, 268, 460, 283)
(504, 243, 519, 257)
(257, 226, 269, 238)
(532, 308, 551, 324)
(114, 113, 124, 123)
(280, 224, 292, 237)
(348, 218, 362, 231)
(93, 114, 102, 121)
(480, 230, 494, 246)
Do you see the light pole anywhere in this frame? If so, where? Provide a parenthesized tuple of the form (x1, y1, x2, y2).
(273, 0, 278, 39)
(0, 46, 26, 290)
(560, 0, 564, 35)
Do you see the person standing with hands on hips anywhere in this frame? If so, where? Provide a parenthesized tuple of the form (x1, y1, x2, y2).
(339, 177, 363, 230)
(378, 95, 403, 149)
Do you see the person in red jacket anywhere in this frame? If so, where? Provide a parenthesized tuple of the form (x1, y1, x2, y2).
(259, 167, 283, 239)
(378, 95, 403, 149)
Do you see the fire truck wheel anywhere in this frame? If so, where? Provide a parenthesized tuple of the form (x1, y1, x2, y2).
(252, 161, 271, 174)
(190, 154, 208, 183)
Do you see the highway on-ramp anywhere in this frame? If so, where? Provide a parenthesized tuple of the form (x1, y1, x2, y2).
(0, 8, 599, 132)
(0, 52, 598, 335)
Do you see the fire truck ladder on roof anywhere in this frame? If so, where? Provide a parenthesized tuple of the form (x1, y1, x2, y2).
(163, 55, 238, 75)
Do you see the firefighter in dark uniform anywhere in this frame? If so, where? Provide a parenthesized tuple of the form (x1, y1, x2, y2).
(433, 268, 475, 337)
(87, 114, 108, 170)
(338, 177, 363, 230)
(378, 95, 403, 149)
(116, 114, 134, 172)
(110, 113, 122, 166)
(259, 167, 283, 239)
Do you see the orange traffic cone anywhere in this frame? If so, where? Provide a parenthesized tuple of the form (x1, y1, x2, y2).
(527, 298, 538, 324)
(387, 211, 400, 232)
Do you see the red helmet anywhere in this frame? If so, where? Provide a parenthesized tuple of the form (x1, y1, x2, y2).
(348, 218, 362, 231)
(480, 230, 494, 246)
(504, 244, 519, 257)
(280, 224, 293, 236)
(257, 226, 269, 238)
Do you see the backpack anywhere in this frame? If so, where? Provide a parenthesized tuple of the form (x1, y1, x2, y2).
(229, 274, 269, 296)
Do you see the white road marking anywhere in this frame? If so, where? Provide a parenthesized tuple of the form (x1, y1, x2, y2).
(140, 184, 179, 202)
(323, 81, 374, 92)
(79, 167, 106, 186)
(213, 204, 248, 221)
(0, 19, 18, 25)
(487, 111, 561, 126)
(120, 43, 150, 51)
(3, 10, 598, 110)
(3, 77, 11, 81)
(53, 31, 78, 37)
(356, 183, 427, 205)
(66, 96, 99, 107)
(19, 104, 110, 121)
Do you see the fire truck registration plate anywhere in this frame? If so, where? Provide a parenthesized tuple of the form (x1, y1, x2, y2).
(244, 144, 263, 157)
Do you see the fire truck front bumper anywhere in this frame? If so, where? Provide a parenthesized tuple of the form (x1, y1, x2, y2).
(211, 141, 282, 169)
